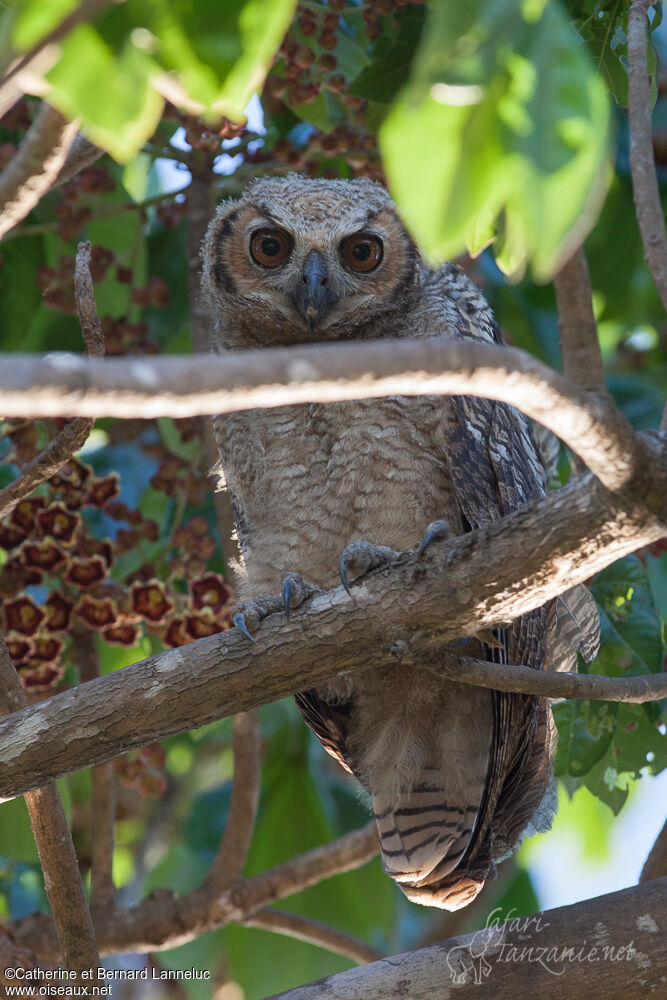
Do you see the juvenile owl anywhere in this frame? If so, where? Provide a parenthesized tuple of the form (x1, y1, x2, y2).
(202, 175, 599, 910)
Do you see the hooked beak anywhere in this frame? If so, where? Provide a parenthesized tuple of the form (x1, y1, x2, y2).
(293, 251, 338, 331)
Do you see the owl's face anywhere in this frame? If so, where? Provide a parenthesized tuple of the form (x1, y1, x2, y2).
(202, 175, 421, 348)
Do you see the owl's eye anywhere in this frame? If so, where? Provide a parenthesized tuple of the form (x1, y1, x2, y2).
(250, 229, 291, 268)
(340, 233, 383, 273)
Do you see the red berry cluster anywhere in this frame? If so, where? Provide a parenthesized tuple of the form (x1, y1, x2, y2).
(0, 419, 233, 694)
(116, 744, 168, 798)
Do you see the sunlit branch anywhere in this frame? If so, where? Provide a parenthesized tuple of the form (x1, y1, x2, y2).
(0, 339, 645, 492)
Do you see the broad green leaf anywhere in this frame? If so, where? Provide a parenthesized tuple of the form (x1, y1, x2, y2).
(6, 0, 79, 51)
(349, 5, 426, 104)
(213, 0, 298, 116)
(380, 0, 611, 280)
(553, 699, 617, 778)
(45, 24, 163, 163)
(588, 555, 664, 677)
(582, 748, 630, 816)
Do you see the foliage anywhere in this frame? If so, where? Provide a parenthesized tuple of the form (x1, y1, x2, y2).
(0, 0, 666, 996)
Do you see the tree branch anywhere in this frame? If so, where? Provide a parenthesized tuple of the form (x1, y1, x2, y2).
(428, 653, 667, 703)
(263, 878, 667, 999)
(53, 135, 103, 188)
(0, 241, 104, 520)
(204, 710, 261, 892)
(553, 245, 606, 396)
(0, 339, 645, 492)
(13, 821, 379, 959)
(0, 103, 79, 240)
(73, 625, 116, 914)
(0, 465, 664, 801)
(242, 909, 384, 966)
(628, 0, 667, 314)
(0, 636, 100, 979)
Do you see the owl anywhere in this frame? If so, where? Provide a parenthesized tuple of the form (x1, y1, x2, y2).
(202, 175, 599, 910)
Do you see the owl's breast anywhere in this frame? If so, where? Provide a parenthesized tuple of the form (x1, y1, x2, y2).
(216, 396, 461, 596)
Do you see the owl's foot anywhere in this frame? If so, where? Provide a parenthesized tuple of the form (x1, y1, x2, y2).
(416, 519, 451, 557)
(338, 541, 400, 593)
(233, 572, 320, 641)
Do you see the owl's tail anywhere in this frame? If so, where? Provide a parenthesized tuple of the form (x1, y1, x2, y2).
(372, 784, 484, 910)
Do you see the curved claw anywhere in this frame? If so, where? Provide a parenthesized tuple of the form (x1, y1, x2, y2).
(338, 554, 352, 595)
(417, 520, 450, 558)
(233, 612, 256, 643)
(417, 531, 437, 558)
(282, 576, 294, 621)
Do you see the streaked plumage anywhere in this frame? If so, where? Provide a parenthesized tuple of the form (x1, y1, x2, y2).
(202, 175, 599, 909)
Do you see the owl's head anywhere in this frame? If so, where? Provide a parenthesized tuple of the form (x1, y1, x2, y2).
(202, 174, 421, 348)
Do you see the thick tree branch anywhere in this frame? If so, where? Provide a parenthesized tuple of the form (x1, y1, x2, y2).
(263, 878, 667, 999)
(0, 103, 78, 240)
(0, 241, 104, 520)
(242, 909, 384, 966)
(0, 636, 100, 978)
(628, 0, 667, 314)
(13, 821, 379, 959)
(0, 465, 664, 801)
(204, 710, 261, 892)
(0, 340, 645, 491)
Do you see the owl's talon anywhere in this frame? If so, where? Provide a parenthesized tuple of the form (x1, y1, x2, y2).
(282, 571, 320, 620)
(417, 519, 451, 558)
(338, 541, 400, 592)
(338, 554, 353, 595)
(234, 612, 256, 643)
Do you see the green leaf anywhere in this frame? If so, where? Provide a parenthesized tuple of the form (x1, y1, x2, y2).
(380, 0, 611, 280)
(553, 699, 617, 778)
(588, 555, 664, 677)
(349, 5, 426, 103)
(45, 24, 163, 163)
(7, 0, 79, 51)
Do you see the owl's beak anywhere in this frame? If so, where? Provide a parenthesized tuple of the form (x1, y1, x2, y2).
(294, 251, 338, 330)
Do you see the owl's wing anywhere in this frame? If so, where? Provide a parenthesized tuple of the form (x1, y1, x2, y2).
(294, 691, 354, 774)
(401, 265, 599, 908)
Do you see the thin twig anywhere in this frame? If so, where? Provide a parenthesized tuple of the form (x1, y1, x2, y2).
(628, 0, 667, 314)
(72, 626, 116, 913)
(0, 0, 112, 118)
(0, 103, 79, 240)
(205, 710, 261, 892)
(0, 242, 104, 520)
(553, 246, 606, 395)
(640, 815, 667, 881)
(53, 135, 103, 188)
(0, 635, 100, 979)
(553, 245, 607, 476)
(427, 653, 667, 704)
(242, 908, 384, 965)
(74, 241, 105, 357)
(0, 339, 645, 492)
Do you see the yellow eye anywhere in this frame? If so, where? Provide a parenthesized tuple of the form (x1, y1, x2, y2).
(250, 229, 291, 268)
(340, 233, 383, 273)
